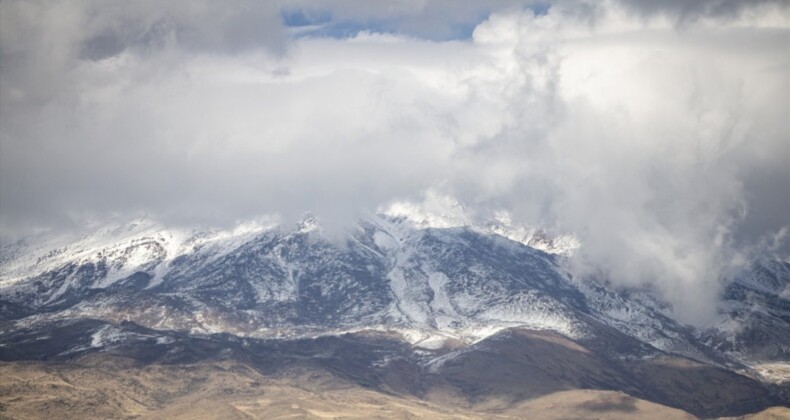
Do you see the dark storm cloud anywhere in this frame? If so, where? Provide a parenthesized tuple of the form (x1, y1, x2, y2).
(617, 0, 788, 23)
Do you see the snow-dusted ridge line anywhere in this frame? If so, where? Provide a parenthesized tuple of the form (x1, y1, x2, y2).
(382, 197, 580, 255)
(0, 216, 280, 288)
(0, 210, 574, 288)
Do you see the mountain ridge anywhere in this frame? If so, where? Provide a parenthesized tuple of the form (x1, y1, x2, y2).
(1, 214, 788, 417)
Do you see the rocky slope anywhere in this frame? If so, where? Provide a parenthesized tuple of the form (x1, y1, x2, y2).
(0, 214, 788, 416)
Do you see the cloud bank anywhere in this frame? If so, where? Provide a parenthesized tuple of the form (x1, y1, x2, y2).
(1, 0, 788, 324)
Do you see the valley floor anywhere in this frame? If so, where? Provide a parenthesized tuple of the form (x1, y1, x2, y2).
(0, 356, 786, 420)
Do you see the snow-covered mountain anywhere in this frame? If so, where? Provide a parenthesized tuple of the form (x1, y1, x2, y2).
(2, 213, 788, 416)
(1, 213, 787, 372)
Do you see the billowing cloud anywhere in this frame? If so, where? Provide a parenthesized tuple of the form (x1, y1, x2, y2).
(452, 3, 790, 323)
(1, 0, 788, 324)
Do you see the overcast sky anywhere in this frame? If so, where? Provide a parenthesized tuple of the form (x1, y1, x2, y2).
(1, 0, 788, 324)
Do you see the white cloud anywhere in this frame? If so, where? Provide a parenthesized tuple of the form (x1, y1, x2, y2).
(1, 0, 788, 324)
(456, 3, 789, 324)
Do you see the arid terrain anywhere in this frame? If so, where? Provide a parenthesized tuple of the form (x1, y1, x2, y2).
(0, 355, 708, 419)
(1, 350, 788, 420)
